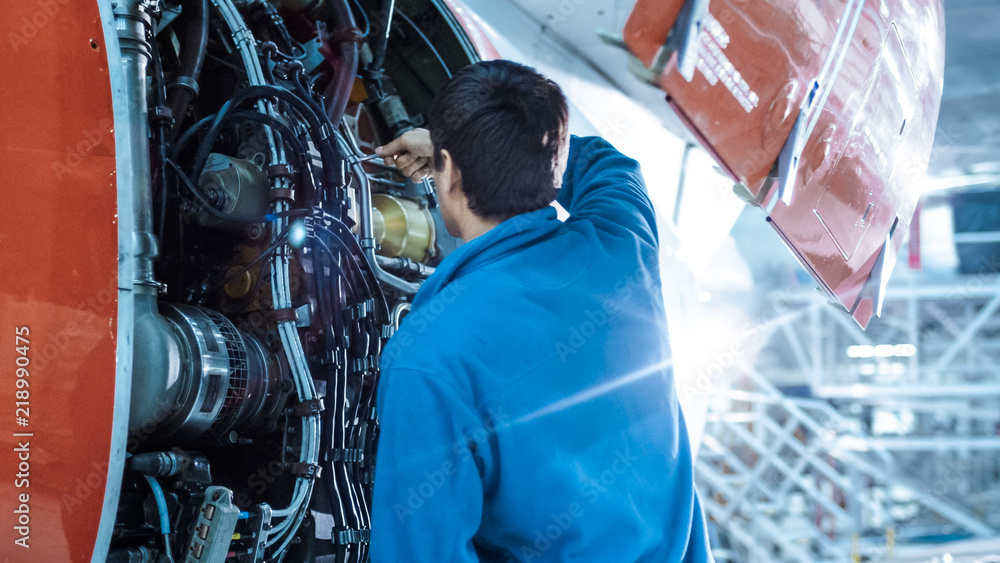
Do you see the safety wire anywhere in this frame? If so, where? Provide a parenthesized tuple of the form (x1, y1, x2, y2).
(210, 0, 320, 554)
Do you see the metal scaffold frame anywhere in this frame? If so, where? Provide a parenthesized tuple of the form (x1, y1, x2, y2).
(696, 273, 1000, 562)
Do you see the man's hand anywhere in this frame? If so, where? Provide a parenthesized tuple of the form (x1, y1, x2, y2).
(376, 128, 434, 182)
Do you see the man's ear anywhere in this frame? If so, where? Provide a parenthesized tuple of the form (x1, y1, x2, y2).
(438, 148, 462, 196)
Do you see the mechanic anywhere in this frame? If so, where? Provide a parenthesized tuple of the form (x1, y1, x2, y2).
(371, 59, 712, 562)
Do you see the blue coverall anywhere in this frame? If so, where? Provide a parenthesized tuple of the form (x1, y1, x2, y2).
(372, 136, 713, 562)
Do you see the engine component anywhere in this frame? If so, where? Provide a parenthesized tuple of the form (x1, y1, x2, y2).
(0, 0, 483, 558)
(107, 546, 162, 563)
(127, 450, 187, 478)
(195, 153, 270, 229)
(130, 303, 287, 444)
(374, 91, 415, 139)
(186, 487, 241, 563)
(390, 301, 411, 333)
(371, 193, 436, 262)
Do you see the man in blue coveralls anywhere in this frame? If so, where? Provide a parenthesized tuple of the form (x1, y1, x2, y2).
(371, 60, 712, 562)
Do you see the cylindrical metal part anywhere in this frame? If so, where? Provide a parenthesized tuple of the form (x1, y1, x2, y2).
(372, 193, 436, 262)
(114, 1, 160, 291)
(196, 153, 270, 229)
(346, 134, 422, 293)
(128, 304, 287, 444)
(126, 451, 183, 478)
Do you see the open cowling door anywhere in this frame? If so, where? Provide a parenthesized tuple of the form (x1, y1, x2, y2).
(623, 0, 945, 328)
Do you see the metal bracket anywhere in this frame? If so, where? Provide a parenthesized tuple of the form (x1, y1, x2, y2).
(596, 28, 627, 50)
(868, 229, 898, 318)
(667, 0, 710, 81)
(599, 0, 707, 85)
(237, 504, 271, 563)
(769, 80, 820, 213)
(288, 462, 322, 479)
(290, 398, 325, 417)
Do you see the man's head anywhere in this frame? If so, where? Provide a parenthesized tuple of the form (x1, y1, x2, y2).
(428, 60, 569, 238)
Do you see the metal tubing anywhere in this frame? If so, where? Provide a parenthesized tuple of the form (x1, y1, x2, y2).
(340, 132, 423, 294)
(115, 1, 187, 445)
(356, 164, 421, 293)
(167, 0, 209, 140)
(115, 1, 160, 291)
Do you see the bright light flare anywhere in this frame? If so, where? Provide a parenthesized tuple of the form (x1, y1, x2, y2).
(288, 220, 308, 248)
(846, 343, 916, 359)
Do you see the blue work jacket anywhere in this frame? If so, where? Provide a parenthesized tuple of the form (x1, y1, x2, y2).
(372, 136, 713, 562)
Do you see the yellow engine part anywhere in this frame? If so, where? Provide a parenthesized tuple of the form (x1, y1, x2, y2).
(372, 193, 436, 262)
(223, 265, 254, 299)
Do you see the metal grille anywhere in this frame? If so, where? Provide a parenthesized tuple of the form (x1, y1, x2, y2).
(204, 309, 249, 434)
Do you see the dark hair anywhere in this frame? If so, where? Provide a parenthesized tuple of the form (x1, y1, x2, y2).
(428, 60, 568, 221)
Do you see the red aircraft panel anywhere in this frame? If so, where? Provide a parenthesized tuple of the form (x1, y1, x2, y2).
(624, 0, 945, 327)
(0, 2, 120, 560)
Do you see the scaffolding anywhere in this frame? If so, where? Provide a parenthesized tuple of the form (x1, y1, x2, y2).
(698, 273, 1000, 562)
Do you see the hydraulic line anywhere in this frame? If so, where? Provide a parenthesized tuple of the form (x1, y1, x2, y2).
(172, 109, 311, 166)
(144, 475, 175, 563)
(320, 0, 359, 127)
(150, 37, 172, 245)
(313, 224, 376, 303)
(338, 134, 421, 294)
(186, 84, 344, 193)
(167, 0, 209, 141)
(310, 235, 360, 302)
(313, 227, 365, 543)
(211, 0, 320, 551)
(259, 0, 305, 58)
(316, 215, 390, 324)
(310, 235, 351, 544)
(362, 0, 395, 98)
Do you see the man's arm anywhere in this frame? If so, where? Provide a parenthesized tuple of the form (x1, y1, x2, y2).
(371, 367, 484, 562)
(556, 136, 658, 247)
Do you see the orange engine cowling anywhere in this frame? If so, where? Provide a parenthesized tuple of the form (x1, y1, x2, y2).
(624, 0, 945, 327)
(0, 1, 123, 561)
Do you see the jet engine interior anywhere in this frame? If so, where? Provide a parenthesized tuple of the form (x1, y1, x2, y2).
(110, 0, 473, 560)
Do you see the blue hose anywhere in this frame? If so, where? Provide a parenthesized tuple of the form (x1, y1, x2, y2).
(143, 475, 174, 562)
(143, 476, 171, 534)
